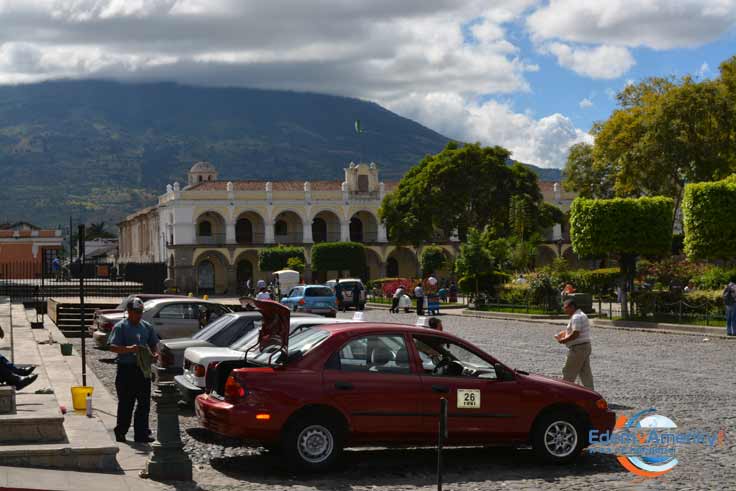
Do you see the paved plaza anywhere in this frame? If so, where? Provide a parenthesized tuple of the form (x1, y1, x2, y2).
(67, 308, 735, 491)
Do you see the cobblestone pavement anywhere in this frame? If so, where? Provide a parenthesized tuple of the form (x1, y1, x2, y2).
(72, 310, 736, 491)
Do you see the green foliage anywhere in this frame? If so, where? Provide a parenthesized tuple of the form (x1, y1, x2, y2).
(86, 222, 116, 239)
(693, 265, 736, 290)
(496, 283, 531, 304)
(311, 242, 367, 276)
(379, 142, 553, 244)
(258, 246, 305, 272)
(570, 197, 674, 258)
(683, 176, 736, 259)
(419, 246, 447, 275)
(457, 272, 510, 297)
(286, 256, 305, 273)
(563, 142, 614, 199)
(638, 259, 706, 288)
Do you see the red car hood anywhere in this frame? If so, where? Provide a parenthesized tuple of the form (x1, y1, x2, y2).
(518, 371, 602, 398)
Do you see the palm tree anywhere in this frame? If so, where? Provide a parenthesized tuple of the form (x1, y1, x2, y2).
(86, 222, 115, 240)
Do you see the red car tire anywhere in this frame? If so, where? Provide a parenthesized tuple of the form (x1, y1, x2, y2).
(532, 411, 586, 464)
(282, 414, 345, 472)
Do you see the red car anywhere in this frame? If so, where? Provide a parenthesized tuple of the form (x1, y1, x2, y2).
(196, 305, 615, 472)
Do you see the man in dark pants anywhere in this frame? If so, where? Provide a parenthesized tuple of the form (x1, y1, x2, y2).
(0, 326, 37, 390)
(109, 298, 159, 443)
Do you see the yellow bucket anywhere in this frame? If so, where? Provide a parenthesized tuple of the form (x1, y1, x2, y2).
(71, 386, 94, 411)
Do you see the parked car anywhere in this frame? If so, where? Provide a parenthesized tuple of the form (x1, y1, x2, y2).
(157, 311, 321, 379)
(175, 317, 360, 403)
(326, 279, 366, 310)
(91, 298, 232, 348)
(196, 322, 616, 472)
(90, 293, 187, 337)
(280, 285, 337, 317)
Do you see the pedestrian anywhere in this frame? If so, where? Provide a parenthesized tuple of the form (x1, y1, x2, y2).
(335, 283, 346, 312)
(352, 282, 363, 311)
(108, 297, 159, 443)
(414, 282, 425, 316)
(51, 256, 61, 281)
(555, 299, 594, 390)
(428, 317, 443, 331)
(723, 281, 736, 336)
(448, 282, 458, 303)
(391, 286, 404, 313)
(255, 287, 271, 301)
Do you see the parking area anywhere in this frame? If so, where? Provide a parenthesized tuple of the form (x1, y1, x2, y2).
(73, 308, 735, 490)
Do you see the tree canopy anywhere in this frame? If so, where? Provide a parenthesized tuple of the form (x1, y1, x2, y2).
(564, 55, 736, 217)
(379, 142, 561, 244)
(311, 242, 367, 277)
(419, 246, 447, 276)
(258, 246, 305, 272)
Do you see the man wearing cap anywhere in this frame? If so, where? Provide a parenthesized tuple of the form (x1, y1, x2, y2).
(555, 299, 594, 390)
(108, 297, 159, 443)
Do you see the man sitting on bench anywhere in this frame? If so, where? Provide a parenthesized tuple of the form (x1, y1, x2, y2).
(0, 326, 38, 390)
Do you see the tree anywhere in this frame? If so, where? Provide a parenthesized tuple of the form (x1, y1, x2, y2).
(570, 197, 673, 317)
(454, 227, 512, 301)
(286, 256, 305, 273)
(258, 246, 305, 272)
(311, 242, 367, 278)
(420, 246, 447, 276)
(379, 142, 548, 244)
(562, 142, 614, 199)
(86, 222, 115, 240)
(682, 175, 736, 260)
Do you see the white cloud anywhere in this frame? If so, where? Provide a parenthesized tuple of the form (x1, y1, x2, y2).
(527, 0, 736, 50)
(389, 93, 592, 169)
(544, 42, 635, 79)
(697, 61, 711, 78)
(579, 97, 593, 109)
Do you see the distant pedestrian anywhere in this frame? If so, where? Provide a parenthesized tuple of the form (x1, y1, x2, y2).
(335, 283, 346, 312)
(414, 283, 425, 316)
(448, 282, 458, 303)
(51, 257, 61, 281)
(428, 317, 443, 331)
(391, 286, 404, 313)
(256, 287, 271, 301)
(555, 299, 594, 390)
(108, 297, 159, 443)
(352, 282, 363, 311)
(723, 282, 736, 336)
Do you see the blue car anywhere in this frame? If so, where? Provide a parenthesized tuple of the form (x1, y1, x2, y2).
(280, 285, 337, 317)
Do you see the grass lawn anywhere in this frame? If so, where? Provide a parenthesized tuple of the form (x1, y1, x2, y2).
(368, 297, 466, 308)
(473, 305, 558, 315)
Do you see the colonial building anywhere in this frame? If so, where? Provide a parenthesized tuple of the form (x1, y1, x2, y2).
(119, 162, 459, 294)
(0, 222, 63, 277)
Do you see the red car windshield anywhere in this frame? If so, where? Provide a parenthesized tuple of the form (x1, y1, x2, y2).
(251, 328, 329, 365)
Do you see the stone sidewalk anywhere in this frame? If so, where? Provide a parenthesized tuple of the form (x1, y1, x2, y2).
(0, 303, 168, 491)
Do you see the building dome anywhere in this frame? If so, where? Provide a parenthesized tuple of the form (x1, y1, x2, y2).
(190, 161, 216, 173)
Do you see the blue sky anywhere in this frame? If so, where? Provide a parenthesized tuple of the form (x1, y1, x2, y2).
(0, 1, 734, 168)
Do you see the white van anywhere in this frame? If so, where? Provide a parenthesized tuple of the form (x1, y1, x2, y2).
(326, 278, 366, 310)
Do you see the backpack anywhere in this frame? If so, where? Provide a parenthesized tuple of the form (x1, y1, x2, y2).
(724, 286, 736, 306)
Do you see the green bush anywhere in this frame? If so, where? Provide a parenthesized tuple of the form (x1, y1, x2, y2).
(420, 246, 447, 275)
(570, 197, 673, 257)
(693, 266, 736, 290)
(496, 283, 530, 304)
(632, 289, 722, 317)
(258, 246, 305, 272)
(458, 272, 510, 298)
(683, 176, 736, 259)
(311, 242, 367, 277)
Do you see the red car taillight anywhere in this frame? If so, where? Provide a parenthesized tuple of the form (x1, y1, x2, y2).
(224, 375, 245, 400)
(193, 364, 206, 377)
(102, 321, 114, 332)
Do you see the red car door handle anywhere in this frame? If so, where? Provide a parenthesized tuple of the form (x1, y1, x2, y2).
(335, 382, 354, 390)
(432, 385, 449, 393)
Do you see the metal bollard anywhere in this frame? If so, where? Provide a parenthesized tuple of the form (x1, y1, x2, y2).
(437, 397, 448, 491)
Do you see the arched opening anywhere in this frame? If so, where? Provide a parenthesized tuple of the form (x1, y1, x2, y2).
(274, 211, 304, 243)
(365, 249, 382, 281)
(196, 211, 226, 245)
(536, 246, 558, 268)
(236, 259, 254, 294)
(236, 218, 253, 244)
(387, 247, 419, 278)
(312, 210, 341, 242)
(195, 252, 228, 294)
(349, 217, 364, 242)
(350, 211, 379, 242)
(386, 257, 399, 278)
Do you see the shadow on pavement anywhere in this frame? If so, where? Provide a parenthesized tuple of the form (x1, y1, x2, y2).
(208, 446, 624, 488)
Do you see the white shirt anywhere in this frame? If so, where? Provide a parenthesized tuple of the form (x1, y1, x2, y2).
(414, 286, 424, 297)
(393, 288, 404, 299)
(565, 309, 591, 347)
(256, 291, 271, 300)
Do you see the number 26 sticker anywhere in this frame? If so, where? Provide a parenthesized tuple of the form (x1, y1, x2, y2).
(457, 389, 481, 408)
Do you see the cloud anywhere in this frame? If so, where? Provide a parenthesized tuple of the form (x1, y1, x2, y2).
(697, 62, 711, 78)
(579, 97, 593, 109)
(389, 93, 592, 169)
(527, 0, 736, 50)
(544, 42, 635, 79)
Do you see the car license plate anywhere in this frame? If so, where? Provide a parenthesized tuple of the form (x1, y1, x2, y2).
(457, 389, 481, 409)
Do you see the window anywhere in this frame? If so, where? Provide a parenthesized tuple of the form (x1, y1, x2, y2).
(184, 304, 203, 320)
(358, 174, 369, 192)
(305, 287, 333, 297)
(331, 335, 410, 374)
(157, 303, 185, 319)
(209, 318, 257, 347)
(289, 287, 304, 297)
(413, 335, 496, 379)
(275, 220, 288, 236)
(198, 220, 212, 236)
(236, 218, 253, 243)
(192, 314, 232, 340)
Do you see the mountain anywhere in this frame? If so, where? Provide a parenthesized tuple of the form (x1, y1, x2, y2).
(0, 80, 559, 228)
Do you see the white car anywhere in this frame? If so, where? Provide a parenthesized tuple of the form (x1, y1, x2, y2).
(326, 278, 366, 310)
(175, 317, 362, 403)
(91, 298, 231, 347)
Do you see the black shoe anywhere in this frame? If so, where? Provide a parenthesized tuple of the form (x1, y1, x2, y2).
(14, 374, 38, 391)
(134, 435, 155, 443)
(14, 366, 35, 376)
(114, 431, 126, 443)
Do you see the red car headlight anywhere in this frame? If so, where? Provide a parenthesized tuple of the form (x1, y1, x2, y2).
(595, 398, 608, 411)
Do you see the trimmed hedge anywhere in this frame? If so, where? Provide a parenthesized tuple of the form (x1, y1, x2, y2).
(258, 246, 305, 272)
(683, 176, 736, 259)
(570, 197, 673, 257)
(311, 242, 367, 276)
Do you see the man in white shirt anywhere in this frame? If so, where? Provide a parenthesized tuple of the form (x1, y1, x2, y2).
(555, 299, 594, 390)
(414, 284, 425, 316)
